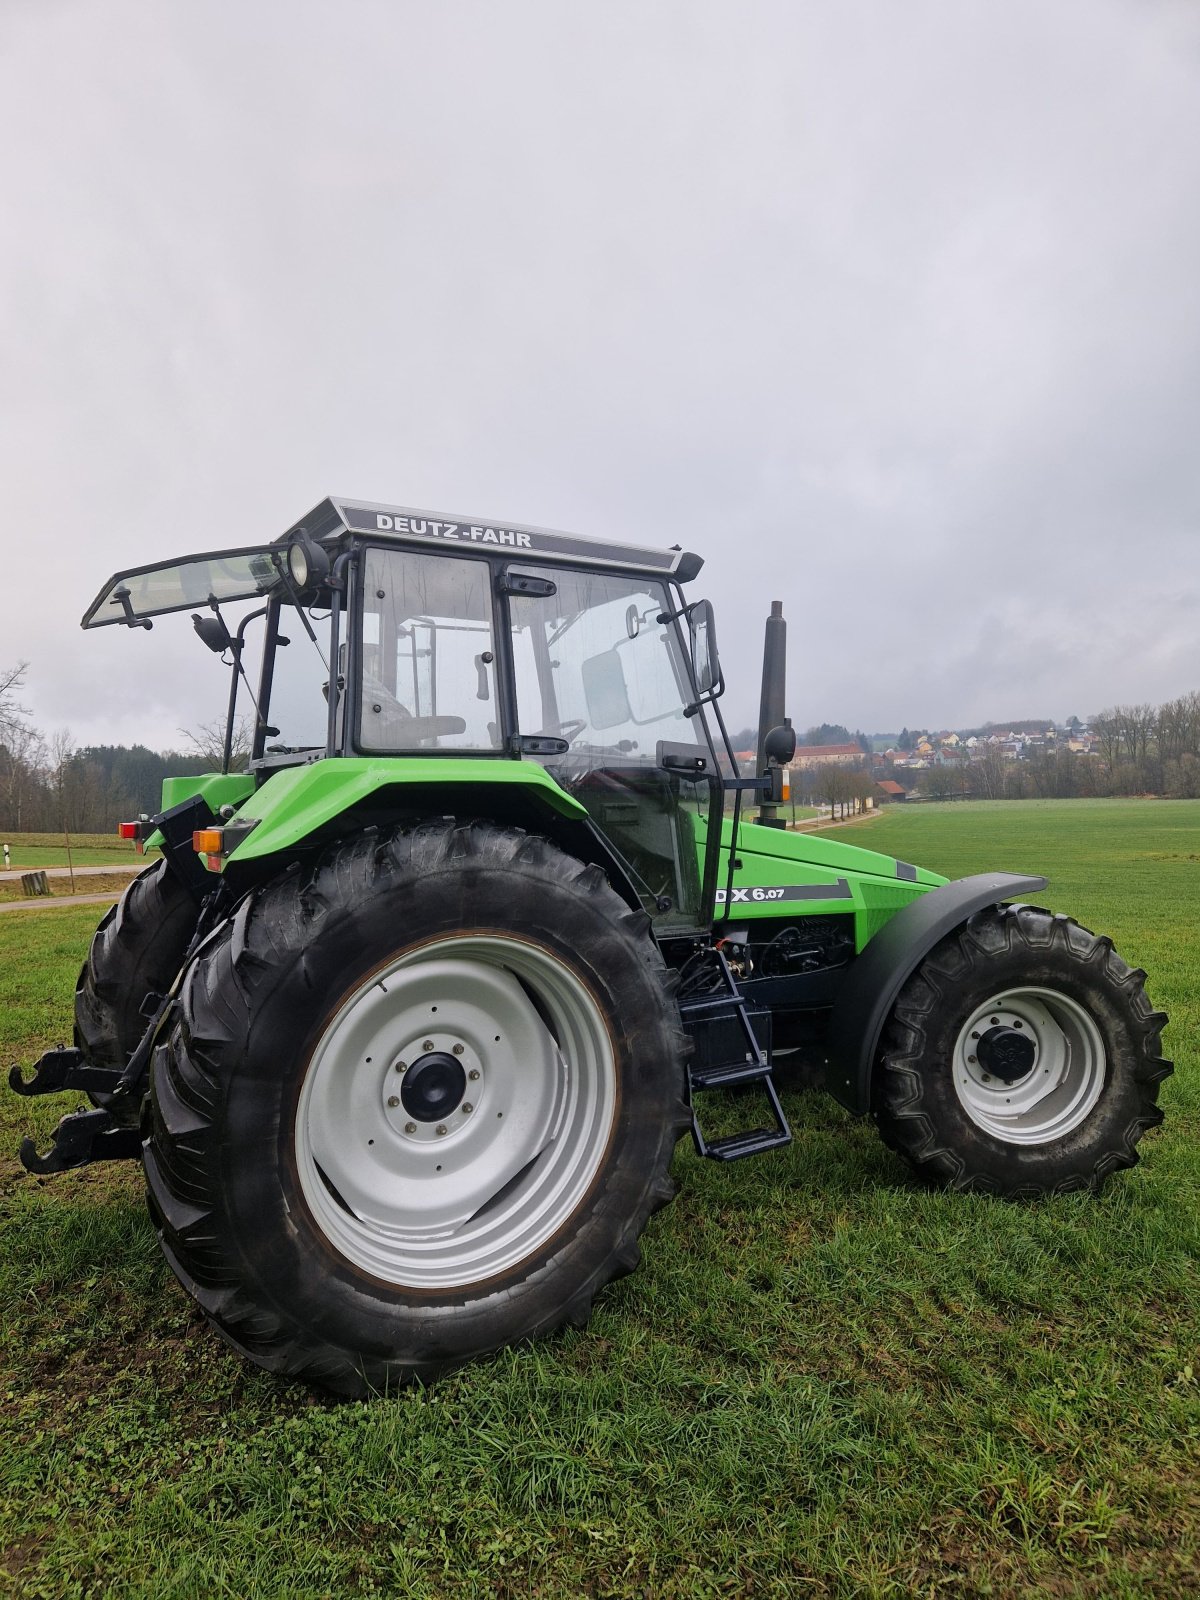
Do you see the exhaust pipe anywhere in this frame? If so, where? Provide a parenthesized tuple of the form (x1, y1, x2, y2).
(756, 601, 788, 828)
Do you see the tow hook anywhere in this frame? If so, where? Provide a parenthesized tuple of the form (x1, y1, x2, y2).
(9, 1046, 142, 1175)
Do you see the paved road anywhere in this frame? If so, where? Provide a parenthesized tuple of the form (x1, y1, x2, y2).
(0, 890, 123, 914)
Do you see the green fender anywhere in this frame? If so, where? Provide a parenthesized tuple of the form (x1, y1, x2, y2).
(222, 757, 589, 864)
(823, 872, 1049, 1114)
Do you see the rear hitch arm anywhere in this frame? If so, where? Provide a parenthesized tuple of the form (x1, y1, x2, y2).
(18, 1108, 142, 1175)
(9, 1046, 126, 1100)
(10, 1047, 142, 1175)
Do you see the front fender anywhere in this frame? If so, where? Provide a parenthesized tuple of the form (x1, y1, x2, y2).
(823, 872, 1048, 1114)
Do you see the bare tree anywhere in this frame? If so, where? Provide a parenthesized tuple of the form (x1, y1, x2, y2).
(1090, 710, 1122, 770)
(179, 715, 254, 773)
(47, 728, 77, 891)
(1, 661, 30, 744)
(918, 767, 957, 801)
(971, 745, 1009, 800)
(1115, 703, 1156, 768)
(1159, 691, 1200, 762)
(0, 663, 48, 832)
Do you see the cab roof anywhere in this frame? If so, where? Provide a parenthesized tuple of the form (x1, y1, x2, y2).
(82, 495, 702, 629)
(282, 496, 702, 580)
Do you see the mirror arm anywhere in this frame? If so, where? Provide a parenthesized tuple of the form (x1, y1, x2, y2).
(112, 586, 152, 631)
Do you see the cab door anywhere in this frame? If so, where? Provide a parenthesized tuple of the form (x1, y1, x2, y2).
(506, 564, 716, 934)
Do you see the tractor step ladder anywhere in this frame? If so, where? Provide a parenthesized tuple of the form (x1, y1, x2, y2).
(680, 949, 792, 1162)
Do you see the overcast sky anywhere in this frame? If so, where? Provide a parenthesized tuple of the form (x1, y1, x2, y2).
(3, 0, 1198, 751)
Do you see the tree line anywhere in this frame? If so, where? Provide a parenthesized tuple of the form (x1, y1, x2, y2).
(0, 663, 216, 835)
(952, 692, 1200, 801)
(736, 690, 1200, 806)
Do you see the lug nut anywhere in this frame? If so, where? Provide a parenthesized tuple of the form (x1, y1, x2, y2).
(394, 1060, 407, 1073)
(967, 1055, 977, 1064)
(404, 1122, 417, 1134)
(452, 1043, 464, 1056)
(982, 1074, 992, 1083)
(435, 1124, 448, 1137)
(468, 1069, 480, 1081)
(423, 1040, 435, 1052)
(387, 1095, 400, 1108)
(970, 1031, 980, 1040)
(461, 1103, 473, 1115)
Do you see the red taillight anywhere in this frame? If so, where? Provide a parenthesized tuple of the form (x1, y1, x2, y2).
(118, 822, 139, 840)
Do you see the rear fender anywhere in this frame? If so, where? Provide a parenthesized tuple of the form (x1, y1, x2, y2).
(213, 758, 649, 916)
(823, 872, 1048, 1114)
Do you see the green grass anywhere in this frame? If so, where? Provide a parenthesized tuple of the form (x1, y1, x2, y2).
(1, 801, 1197, 1597)
(0, 834, 154, 870)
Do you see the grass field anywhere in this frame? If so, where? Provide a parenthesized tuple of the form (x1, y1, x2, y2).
(1, 800, 1196, 1598)
(0, 834, 152, 870)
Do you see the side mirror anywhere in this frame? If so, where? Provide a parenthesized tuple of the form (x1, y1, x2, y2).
(687, 600, 723, 700)
(192, 612, 233, 654)
(764, 720, 796, 766)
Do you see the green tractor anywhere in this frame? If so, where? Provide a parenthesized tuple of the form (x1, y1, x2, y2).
(12, 498, 1171, 1395)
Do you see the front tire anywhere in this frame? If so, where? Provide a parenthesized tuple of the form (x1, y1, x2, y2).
(875, 905, 1171, 1196)
(146, 820, 690, 1395)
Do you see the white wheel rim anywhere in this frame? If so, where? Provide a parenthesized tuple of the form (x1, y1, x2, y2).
(294, 935, 617, 1289)
(952, 986, 1107, 1145)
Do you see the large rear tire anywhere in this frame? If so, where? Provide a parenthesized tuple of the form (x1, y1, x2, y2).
(74, 858, 199, 1122)
(145, 820, 691, 1395)
(875, 905, 1171, 1196)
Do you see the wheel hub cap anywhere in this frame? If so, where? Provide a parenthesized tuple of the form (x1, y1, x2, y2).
(975, 1025, 1036, 1085)
(400, 1052, 467, 1122)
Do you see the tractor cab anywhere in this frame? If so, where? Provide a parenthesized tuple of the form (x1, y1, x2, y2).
(82, 496, 740, 933)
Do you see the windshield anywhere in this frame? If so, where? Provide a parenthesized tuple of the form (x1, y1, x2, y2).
(82, 545, 283, 628)
(510, 567, 702, 753)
